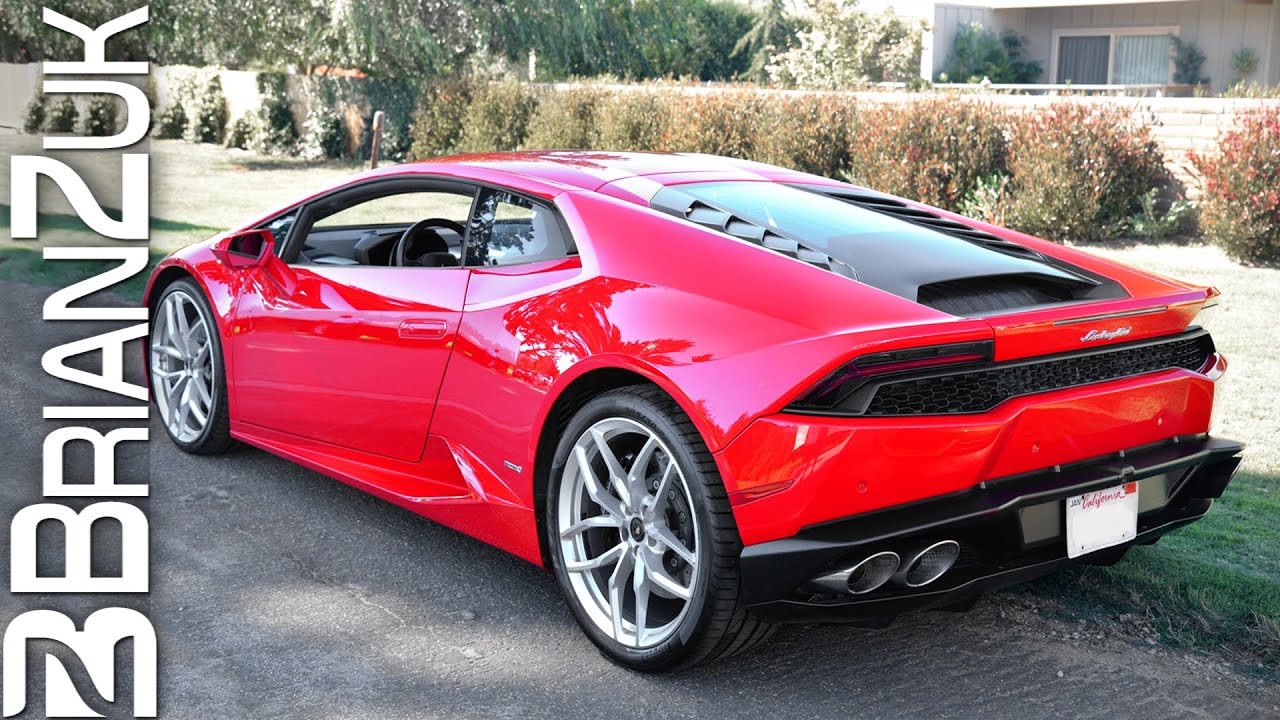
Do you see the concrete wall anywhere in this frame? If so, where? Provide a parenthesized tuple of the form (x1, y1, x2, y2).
(1005, 0, 1276, 92)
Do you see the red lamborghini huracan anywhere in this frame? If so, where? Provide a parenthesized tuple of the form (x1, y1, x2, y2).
(145, 151, 1242, 671)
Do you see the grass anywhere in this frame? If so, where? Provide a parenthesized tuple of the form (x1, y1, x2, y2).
(1, 136, 1276, 668)
(0, 135, 367, 251)
(1023, 243, 1280, 670)
(0, 245, 164, 304)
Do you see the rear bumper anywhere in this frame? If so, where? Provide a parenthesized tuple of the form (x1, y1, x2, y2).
(739, 435, 1243, 623)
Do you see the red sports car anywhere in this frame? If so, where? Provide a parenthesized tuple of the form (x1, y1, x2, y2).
(145, 151, 1242, 671)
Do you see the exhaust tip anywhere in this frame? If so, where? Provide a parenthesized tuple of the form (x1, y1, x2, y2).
(810, 551, 900, 595)
(847, 551, 900, 594)
(894, 540, 960, 588)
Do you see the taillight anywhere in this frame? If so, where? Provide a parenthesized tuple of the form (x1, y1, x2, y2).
(787, 340, 993, 415)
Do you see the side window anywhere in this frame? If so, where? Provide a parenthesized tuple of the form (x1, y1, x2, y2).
(261, 212, 296, 256)
(466, 190, 569, 267)
(293, 187, 476, 267)
(313, 191, 472, 230)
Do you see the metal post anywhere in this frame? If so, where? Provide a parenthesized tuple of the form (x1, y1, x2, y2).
(369, 110, 385, 170)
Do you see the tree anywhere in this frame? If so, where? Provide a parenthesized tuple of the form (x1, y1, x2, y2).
(767, 0, 927, 88)
(733, 0, 799, 82)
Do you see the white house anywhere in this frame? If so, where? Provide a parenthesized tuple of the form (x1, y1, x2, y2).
(893, 0, 1280, 91)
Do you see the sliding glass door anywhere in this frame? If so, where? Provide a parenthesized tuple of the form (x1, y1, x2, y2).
(1056, 31, 1174, 85)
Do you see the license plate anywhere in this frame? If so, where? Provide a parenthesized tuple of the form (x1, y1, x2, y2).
(1065, 482, 1139, 559)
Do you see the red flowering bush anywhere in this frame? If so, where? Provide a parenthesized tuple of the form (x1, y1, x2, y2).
(1192, 107, 1280, 265)
(660, 90, 771, 159)
(844, 96, 1008, 212)
(758, 93, 859, 178)
(1004, 102, 1166, 242)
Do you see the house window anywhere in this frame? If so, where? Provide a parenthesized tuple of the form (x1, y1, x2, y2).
(1055, 29, 1174, 85)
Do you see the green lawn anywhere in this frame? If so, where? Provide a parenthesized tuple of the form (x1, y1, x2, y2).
(0, 135, 369, 251)
(1, 137, 1276, 668)
(1021, 244, 1280, 670)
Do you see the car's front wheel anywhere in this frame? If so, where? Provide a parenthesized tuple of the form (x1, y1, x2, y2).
(150, 278, 235, 454)
(546, 385, 773, 671)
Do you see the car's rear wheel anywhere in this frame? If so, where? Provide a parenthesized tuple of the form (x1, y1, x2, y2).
(150, 279, 235, 454)
(546, 385, 773, 671)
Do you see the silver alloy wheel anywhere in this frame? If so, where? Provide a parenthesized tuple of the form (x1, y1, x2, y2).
(151, 289, 215, 444)
(557, 417, 700, 649)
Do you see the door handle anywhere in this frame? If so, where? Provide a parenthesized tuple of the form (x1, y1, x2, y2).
(399, 319, 448, 340)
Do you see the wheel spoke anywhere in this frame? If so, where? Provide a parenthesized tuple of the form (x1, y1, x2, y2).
(174, 297, 192, 345)
(607, 547, 633, 642)
(188, 397, 208, 426)
(152, 343, 185, 360)
(565, 541, 626, 574)
(650, 523, 696, 567)
(560, 514, 621, 539)
(174, 381, 193, 432)
(652, 461, 676, 513)
(163, 297, 183, 353)
(575, 445, 625, 520)
(194, 374, 213, 407)
(589, 427, 631, 508)
(632, 552, 649, 647)
(626, 436, 658, 510)
(649, 564, 693, 601)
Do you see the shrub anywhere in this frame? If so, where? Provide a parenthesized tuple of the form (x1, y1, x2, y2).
(1171, 36, 1209, 86)
(845, 96, 1008, 212)
(1192, 107, 1280, 265)
(186, 76, 228, 143)
(941, 22, 1041, 83)
(524, 85, 607, 150)
(46, 96, 78, 133)
(83, 96, 118, 136)
(596, 90, 673, 152)
(249, 73, 298, 154)
(1004, 102, 1167, 242)
(1126, 188, 1194, 241)
(408, 75, 475, 159)
(758, 92, 858, 177)
(22, 91, 47, 134)
(457, 81, 540, 153)
(225, 114, 254, 150)
(662, 90, 769, 158)
(958, 173, 1012, 226)
(152, 103, 187, 139)
(299, 107, 345, 160)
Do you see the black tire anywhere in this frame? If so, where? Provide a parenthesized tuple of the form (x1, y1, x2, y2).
(150, 278, 236, 455)
(545, 384, 773, 671)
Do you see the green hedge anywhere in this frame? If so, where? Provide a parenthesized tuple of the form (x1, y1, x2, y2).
(407, 83, 1178, 246)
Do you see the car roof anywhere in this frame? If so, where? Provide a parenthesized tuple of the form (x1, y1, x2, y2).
(395, 151, 809, 194)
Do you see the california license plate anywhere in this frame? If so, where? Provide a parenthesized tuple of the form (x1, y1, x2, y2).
(1065, 482, 1139, 559)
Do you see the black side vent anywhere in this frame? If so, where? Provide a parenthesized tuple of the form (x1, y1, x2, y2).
(819, 190, 1047, 263)
(652, 190, 857, 278)
(917, 275, 1074, 316)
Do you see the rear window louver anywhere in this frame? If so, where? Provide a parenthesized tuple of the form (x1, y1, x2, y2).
(817, 190, 1048, 263)
(659, 193, 857, 278)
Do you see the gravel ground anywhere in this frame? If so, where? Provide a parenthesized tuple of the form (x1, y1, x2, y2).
(1, 278, 1277, 719)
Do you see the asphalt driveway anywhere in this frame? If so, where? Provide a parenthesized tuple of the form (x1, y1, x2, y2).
(1, 278, 1276, 719)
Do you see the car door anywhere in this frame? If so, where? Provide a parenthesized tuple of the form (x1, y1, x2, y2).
(229, 178, 476, 463)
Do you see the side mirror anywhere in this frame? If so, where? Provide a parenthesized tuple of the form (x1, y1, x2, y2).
(212, 229, 275, 269)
